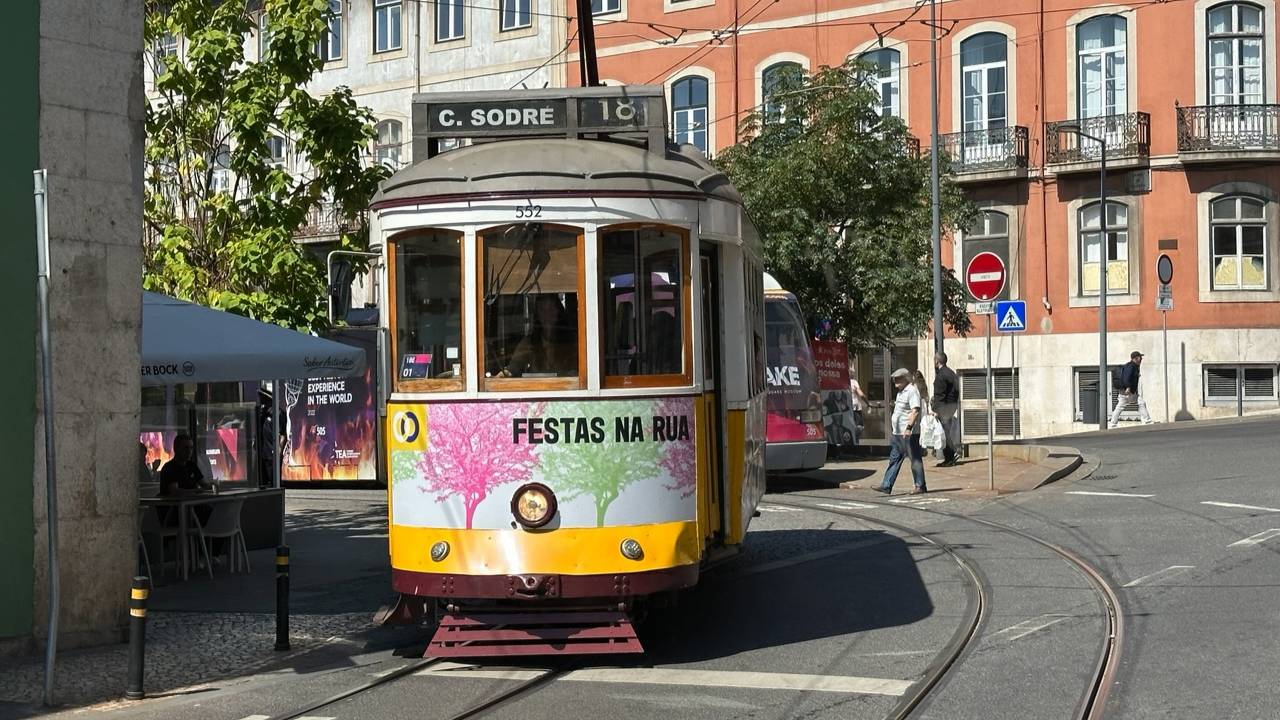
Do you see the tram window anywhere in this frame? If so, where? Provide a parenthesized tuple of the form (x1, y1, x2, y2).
(392, 230, 464, 390)
(600, 227, 688, 385)
(480, 224, 583, 388)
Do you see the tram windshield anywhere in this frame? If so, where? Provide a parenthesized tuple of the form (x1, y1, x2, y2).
(393, 230, 463, 388)
(481, 224, 582, 385)
(600, 227, 687, 382)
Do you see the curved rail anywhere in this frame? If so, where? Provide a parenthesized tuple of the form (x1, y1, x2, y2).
(765, 498, 988, 720)
(776, 494, 1123, 720)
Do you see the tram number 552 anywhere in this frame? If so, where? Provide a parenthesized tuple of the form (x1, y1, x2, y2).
(515, 203, 542, 219)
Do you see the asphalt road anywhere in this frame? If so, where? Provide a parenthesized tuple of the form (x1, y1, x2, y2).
(34, 414, 1280, 720)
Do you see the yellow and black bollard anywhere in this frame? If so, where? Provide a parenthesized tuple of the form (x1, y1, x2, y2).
(274, 546, 290, 651)
(125, 576, 149, 700)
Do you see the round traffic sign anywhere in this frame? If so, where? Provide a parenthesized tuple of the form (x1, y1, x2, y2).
(965, 251, 1007, 301)
(1156, 253, 1174, 285)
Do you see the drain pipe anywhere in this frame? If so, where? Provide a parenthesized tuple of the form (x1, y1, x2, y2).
(34, 169, 60, 707)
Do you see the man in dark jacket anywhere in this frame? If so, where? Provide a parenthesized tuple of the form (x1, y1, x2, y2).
(1110, 350, 1153, 427)
(931, 352, 961, 466)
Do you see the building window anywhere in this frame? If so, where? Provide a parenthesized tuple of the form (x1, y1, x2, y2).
(599, 227, 688, 383)
(1208, 2, 1264, 105)
(960, 32, 1008, 132)
(212, 144, 232, 194)
(258, 12, 271, 59)
(762, 61, 804, 123)
(374, 0, 403, 53)
(501, 0, 531, 30)
(1079, 201, 1130, 296)
(154, 34, 178, 76)
(1210, 195, 1268, 289)
(591, 0, 620, 16)
(859, 48, 901, 119)
(671, 76, 709, 155)
(266, 135, 287, 169)
(1205, 365, 1278, 402)
(966, 209, 1009, 240)
(1078, 15, 1127, 118)
(317, 0, 343, 61)
(374, 120, 403, 169)
(959, 369, 1021, 437)
(437, 0, 465, 42)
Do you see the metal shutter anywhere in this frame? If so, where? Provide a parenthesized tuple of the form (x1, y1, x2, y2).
(1205, 367, 1239, 399)
(1244, 367, 1276, 399)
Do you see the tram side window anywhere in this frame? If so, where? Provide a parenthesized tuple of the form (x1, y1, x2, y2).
(481, 224, 582, 385)
(394, 230, 463, 388)
(600, 227, 687, 382)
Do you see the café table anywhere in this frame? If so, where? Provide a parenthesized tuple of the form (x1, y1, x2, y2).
(140, 487, 284, 580)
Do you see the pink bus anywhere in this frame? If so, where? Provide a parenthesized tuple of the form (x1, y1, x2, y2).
(764, 274, 827, 472)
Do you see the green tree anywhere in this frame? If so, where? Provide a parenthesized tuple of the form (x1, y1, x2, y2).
(717, 60, 975, 348)
(143, 0, 388, 331)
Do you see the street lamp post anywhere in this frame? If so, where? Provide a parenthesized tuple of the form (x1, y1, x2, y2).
(1058, 123, 1108, 431)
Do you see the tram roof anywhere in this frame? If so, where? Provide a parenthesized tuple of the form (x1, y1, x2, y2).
(370, 138, 743, 209)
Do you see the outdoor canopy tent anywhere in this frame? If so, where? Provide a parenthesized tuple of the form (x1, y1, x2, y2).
(141, 292, 366, 385)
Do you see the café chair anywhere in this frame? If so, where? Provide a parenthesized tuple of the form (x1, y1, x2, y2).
(138, 506, 178, 577)
(195, 498, 250, 574)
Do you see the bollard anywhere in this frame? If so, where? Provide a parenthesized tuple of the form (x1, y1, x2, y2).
(125, 576, 149, 700)
(274, 546, 290, 651)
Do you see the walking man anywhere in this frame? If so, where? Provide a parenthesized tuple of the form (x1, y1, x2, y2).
(878, 368, 928, 495)
(1110, 350, 1154, 427)
(931, 351, 961, 466)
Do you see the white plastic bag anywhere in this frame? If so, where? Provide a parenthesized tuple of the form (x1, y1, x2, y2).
(920, 415, 945, 452)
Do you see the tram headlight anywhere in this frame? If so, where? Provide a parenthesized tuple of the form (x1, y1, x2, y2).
(511, 483, 557, 529)
(430, 541, 450, 562)
(620, 538, 644, 561)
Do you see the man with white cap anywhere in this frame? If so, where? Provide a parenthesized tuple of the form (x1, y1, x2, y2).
(877, 367, 928, 495)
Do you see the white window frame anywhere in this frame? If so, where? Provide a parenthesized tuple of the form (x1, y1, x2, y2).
(500, 0, 532, 31)
(1203, 364, 1279, 404)
(258, 12, 271, 59)
(592, 0, 621, 16)
(1210, 195, 1269, 290)
(950, 23, 1018, 134)
(375, 120, 404, 169)
(266, 136, 287, 169)
(761, 61, 805, 124)
(1078, 201, 1131, 296)
(374, 0, 403, 53)
(436, 0, 466, 42)
(1208, 2, 1266, 105)
(858, 47, 902, 119)
(318, 0, 343, 62)
(960, 33, 1009, 133)
(1195, 0, 1277, 105)
(671, 75, 710, 155)
(1077, 15, 1128, 118)
(211, 144, 232, 194)
(154, 33, 179, 77)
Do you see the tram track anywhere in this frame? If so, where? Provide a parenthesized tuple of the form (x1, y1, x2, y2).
(768, 494, 1123, 720)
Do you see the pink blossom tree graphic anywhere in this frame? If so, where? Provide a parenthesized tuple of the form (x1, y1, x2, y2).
(415, 402, 541, 529)
(540, 400, 662, 527)
(658, 397, 697, 498)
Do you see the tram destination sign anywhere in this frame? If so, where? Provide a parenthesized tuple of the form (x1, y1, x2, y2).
(414, 87, 668, 156)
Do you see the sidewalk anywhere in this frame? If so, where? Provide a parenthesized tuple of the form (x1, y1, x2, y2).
(0, 490, 404, 716)
(784, 443, 1086, 496)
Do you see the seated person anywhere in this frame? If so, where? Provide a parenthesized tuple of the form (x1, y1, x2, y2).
(500, 294, 578, 377)
(159, 433, 213, 525)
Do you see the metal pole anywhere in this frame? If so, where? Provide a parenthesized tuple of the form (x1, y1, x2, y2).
(274, 546, 291, 651)
(929, 0, 944, 355)
(35, 170, 60, 707)
(987, 314, 994, 492)
(125, 577, 149, 700)
(1097, 139, 1109, 432)
(273, 380, 284, 546)
(1162, 311, 1169, 423)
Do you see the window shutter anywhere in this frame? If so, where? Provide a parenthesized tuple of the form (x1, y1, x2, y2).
(1206, 367, 1239, 399)
(1244, 367, 1276, 399)
(961, 372, 987, 400)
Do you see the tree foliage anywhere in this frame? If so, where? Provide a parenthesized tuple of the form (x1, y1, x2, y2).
(143, 0, 388, 331)
(717, 60, 975, 348)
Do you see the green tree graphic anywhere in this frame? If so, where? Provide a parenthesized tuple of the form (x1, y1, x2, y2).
(539, 401, 663, 527)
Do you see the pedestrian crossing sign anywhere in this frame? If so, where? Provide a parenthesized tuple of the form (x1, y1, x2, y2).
(995, 300, 1027, 333)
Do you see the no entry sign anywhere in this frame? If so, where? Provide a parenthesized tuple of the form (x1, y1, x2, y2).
(965, 252, 1007, 302)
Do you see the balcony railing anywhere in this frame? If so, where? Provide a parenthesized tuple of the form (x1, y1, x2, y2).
(904, 135, 921, 160)
(1177, 103, 1280, 153)
(295, 203, 354, 241)
(1045, 112, 1150, 165)
(936, 126, 1029, 176)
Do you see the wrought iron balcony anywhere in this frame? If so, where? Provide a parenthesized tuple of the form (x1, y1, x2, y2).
(935, 126, 1029, 180)
(904, 135, 921, 160)
(1045, 112, 1150, 169)
(294, 203, 355, 244)
(1177, 103, 1280, 158)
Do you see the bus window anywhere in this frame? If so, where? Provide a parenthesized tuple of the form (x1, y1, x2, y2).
(480, 224, 583, 388)
(392, 229, 463, 391)
(600, 227, 687, 385)
(765, 294, 822, 439)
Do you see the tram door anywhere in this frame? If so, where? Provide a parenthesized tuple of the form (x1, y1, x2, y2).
(700, 246, 724, 542)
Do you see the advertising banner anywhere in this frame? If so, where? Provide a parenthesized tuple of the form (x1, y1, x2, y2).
(389, 397, 696, 530)
(283, 331, 380, 482)
(811, 340, 858, 447)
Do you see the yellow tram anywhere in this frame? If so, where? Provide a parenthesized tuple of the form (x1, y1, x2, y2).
(370, 87, 766, 656)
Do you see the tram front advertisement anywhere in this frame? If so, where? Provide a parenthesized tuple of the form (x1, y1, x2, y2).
(363, 86, 767, 658)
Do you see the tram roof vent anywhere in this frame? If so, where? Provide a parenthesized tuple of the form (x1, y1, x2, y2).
(411, 86, 670, 161)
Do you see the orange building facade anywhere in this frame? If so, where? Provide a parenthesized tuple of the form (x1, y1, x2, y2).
(571, 0, 1280, 438)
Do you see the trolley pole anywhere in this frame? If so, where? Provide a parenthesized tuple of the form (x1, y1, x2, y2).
(986, 314, 994, 492)
(275, 546, 291, 651)
(125, 577, 149, 700)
